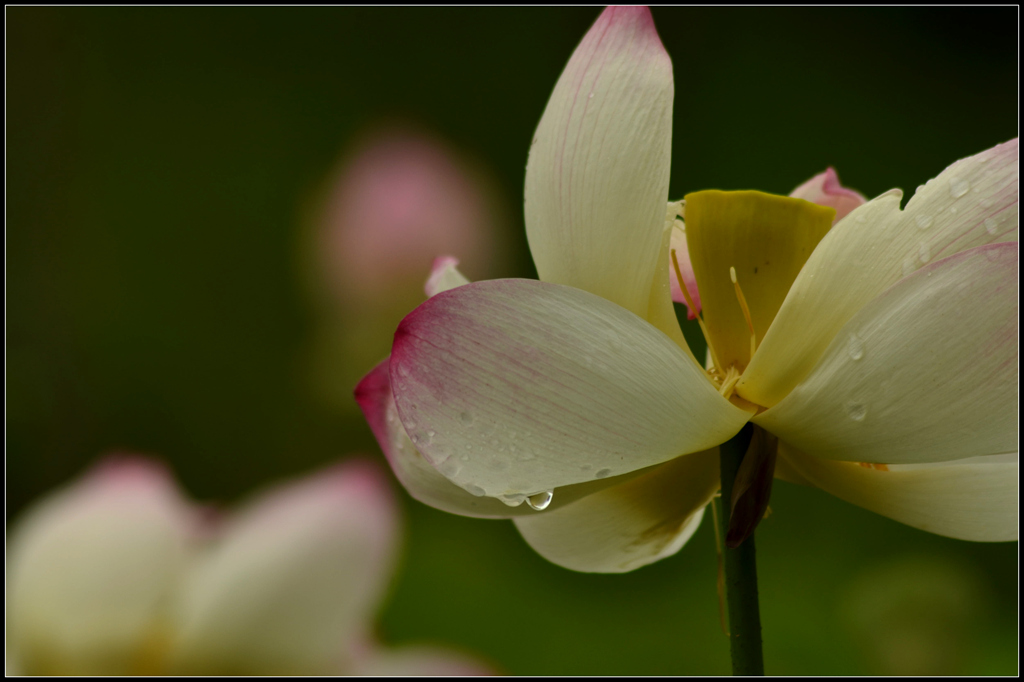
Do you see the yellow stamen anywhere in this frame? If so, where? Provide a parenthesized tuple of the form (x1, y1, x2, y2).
(729, 266, 757, 363)
(672, 249, 723, 373)
(717, 365, 741, 399)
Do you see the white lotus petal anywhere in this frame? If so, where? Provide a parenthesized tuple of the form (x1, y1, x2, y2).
(779, 444, 1018, 541)
(391, 279, 751, 499)
(525, 6, 674, 319)
(755, 244, 1017, 464)
(348, 641, 495, 677)
(168, 461, 400, 675)
(514, 449, 719, 573)
(741, 138, 1018, 407)
(7, 458, 195, 675)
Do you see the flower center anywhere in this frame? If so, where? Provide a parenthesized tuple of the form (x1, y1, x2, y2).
(676, 190, 836, 402)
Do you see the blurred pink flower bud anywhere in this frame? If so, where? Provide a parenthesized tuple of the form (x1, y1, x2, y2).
(318, 129, 498, 309)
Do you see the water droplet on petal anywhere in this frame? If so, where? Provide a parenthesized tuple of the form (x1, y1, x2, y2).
(985, 218, 999, 235)
(845, 402, 867, 422)
(459, 411, 474, 426)
(980, 197, 993, 209)
(950, 206, 958, 214)
(438, 459, 460, 478)
(847, 333, 864, 361)
(464, 483, 486, 497)
(855, 214, 867, 224)
(588, 92, 594, 99)
(914, 214, 933, 230)
(500, 493, 526, 507)
(949, 177, 970, 198)
(919, 242, 931, 264)
(526, 491, 553, 511)
(595, 468, 612, 479)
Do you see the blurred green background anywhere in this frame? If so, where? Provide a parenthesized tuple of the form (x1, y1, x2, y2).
(7, 7, 1017, 675)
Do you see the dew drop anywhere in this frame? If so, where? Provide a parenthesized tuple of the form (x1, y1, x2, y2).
(588, 92, 594, 99)
(595, 468, 612, 479)
(438, 459, 460, 478)
(914, 214, 933, 230)
(845, 402, 867, 422)
(984, 218, 999, 235)
(459, 411, 474, 426)
(855, 214, 867, 224)
(918, 242, 931, 264)
(464, 484, 486, 497)
(580, 463, 593, 471)
(949, 177, 970, 198)
(950, 206, 958, 214)
(847, 333, 864, 361)
(526, 491, 554, 511)
(980, 197, 993, 209)
(500, 493, 526, 507)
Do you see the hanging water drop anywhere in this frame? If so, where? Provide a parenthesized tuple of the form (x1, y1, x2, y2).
(985, 218, 999, 235)
(595, 468, 612, 479)
(526, 491, 554, 511)
(459, 411, 474, 426)
(914, 214, 933, 230)
(464, 484, 486, 497)
(918, 242, 931, 264)
(500, 493, 526, 507)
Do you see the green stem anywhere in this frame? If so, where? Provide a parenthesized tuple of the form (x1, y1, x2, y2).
(717, 423, 765, 676)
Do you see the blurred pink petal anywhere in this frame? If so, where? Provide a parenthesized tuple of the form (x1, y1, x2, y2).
(168, 459, 402, 675)
(321, 130, 495, 307)
(7, 455, 197, 675)
(789, 167, 867, 224)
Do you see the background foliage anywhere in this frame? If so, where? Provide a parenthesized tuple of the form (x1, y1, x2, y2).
(8, 7, 1017, 675)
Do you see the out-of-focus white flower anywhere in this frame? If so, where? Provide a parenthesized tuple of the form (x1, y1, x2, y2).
(6, 456, 494, 676)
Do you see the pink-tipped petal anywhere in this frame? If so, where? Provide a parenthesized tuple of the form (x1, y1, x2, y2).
(789, 167, 868, 224)
(168, 460, 401, 675)
(424, 255, 469, 298)
(755, 243, 1017, 465)
(7, 456, 196, 675)
(390, 279, 751, 500)
(525, 6, 675, 320)
(668, 221, 701, 317)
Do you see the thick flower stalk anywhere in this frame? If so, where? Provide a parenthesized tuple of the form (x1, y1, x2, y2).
(356, 6, 1018, 579)
(6, 456, 493, 676)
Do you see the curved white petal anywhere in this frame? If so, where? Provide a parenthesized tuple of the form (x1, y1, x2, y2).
(168, 461, 400, 675)
(741, 138, 1019, 407)
(390, 279, 751, 499)
(7, 458, 196, 675)
(513, 449, 718, 573)
(755, 243, 1017, 464)
(525, 6, 674, 319)
(779, 445, 1018, 541)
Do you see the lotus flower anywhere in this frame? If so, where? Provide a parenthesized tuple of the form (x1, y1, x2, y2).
(5, 457, 494, 675)
(356, 7, 1017, 573)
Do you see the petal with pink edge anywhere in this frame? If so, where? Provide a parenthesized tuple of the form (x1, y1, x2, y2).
(424, 256, 470, 297)
(7, 457, 196, 676)
(390, 279, 751, 500)
(741, 138, 1018, 407)
(788, 167, 867, 224)
(168, 461, 400, 675)
(357, 359, 660, 518)
(755, 244, 1017, 464)
(779, 445, 1018, 542)
(525, 6, 674, 320)
(514, 449, 719, 573)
